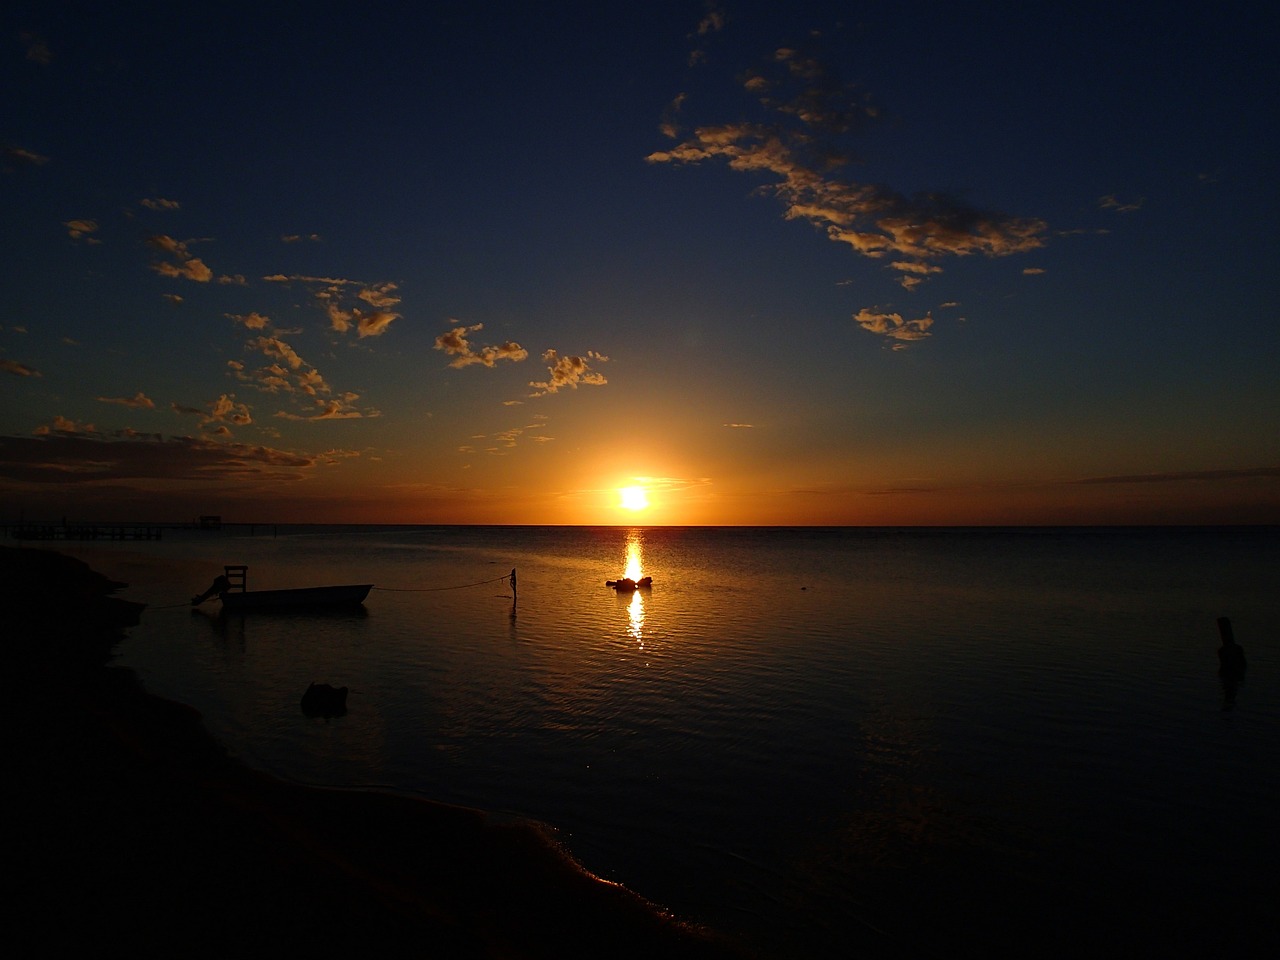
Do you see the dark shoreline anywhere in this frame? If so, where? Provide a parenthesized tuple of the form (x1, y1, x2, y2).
(9, 546, 746, 958)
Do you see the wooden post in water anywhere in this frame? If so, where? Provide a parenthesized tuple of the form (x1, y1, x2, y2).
(510, 568, 517, 603)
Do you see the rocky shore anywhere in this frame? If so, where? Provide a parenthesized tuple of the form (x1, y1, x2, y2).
(8, 546, 747, 958)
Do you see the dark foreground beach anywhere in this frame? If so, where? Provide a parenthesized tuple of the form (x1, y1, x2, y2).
(8, 546, 746, 959)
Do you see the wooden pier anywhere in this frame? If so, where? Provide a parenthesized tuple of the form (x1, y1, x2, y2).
(4, 523, 165, 542)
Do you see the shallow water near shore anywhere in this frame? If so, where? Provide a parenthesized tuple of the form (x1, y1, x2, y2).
(54, 525, 1279, 957)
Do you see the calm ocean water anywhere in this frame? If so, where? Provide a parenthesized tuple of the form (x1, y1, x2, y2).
(58, 526, 1278, 957)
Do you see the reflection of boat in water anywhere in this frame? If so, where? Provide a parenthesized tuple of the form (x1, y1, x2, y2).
(606, 576, 652, 591)
(192, 565, 372, 612)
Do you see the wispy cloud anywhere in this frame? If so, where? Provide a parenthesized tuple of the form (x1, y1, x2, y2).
(434, 322, 529, 368)
(140, 197, 180, 211)
(1074, 467, 1280, 485)
(22, 32, 52, 65)
(33, 416, 96, 435)
(2, 145, 49, 169)
(1, 358, 41, 377)
(1099, 194, 1143, 213)
(0, 432, 315, 485)
(97, 391, 155, 409)
(649, 37, 1047, 303)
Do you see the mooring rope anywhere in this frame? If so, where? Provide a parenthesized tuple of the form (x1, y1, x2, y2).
(373, 574, 512, 593)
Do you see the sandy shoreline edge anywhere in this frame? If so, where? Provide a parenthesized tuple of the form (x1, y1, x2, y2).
(9, 546, 748, 958)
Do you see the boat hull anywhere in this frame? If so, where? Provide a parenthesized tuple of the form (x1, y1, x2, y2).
(219, 584, 372, 611)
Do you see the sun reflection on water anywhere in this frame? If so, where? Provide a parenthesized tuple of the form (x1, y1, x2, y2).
(624, 529, 644, 645)
(624, 529, 643, 582)
(628, 589, 645, 645)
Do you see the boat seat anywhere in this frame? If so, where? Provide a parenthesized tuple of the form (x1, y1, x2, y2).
(223, 564, 248, 593)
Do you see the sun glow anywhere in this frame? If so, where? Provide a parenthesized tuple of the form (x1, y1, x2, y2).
(619, 485, 649, 511)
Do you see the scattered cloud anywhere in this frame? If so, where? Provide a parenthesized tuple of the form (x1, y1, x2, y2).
(172, 392, 277, 432)
(146, 234, 213, 282)
(854, 307, 933, 346)
(1099, 194, 1143, 213)
(648, 40, 1047, 294)
(2, 358, 41, 377)
(263, 275, 401, 338)
(434, 322, 529, 368)
(231, 336, 376, 421)
(22, 32, 52, 65)
(696, 6, 726, 36)
(227, 311, 271, 330)
(0, 431, 316, 485)
(2, 145, 49, 169)
(97, 391, 155, 409)
(724, 423, 754, 428)
(528, 349, 608, 397)
(64, 219, 100, 243)
(141, 197, 180, 211)
(282, 233, 322, 243)
(1022, 267, 1046, 275)
(328, 303, 398, 338)
(34, 415, 96, 435)
(358, 282, 400, 309)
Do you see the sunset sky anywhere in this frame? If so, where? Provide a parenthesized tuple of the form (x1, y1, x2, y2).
(3, 1, 1277, 525)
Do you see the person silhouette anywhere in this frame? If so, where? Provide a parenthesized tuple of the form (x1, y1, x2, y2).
(1217, 616, 1246, 708)
(1217, 617, 1247, 676)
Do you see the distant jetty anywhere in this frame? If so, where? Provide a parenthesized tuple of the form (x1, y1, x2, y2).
(1, 515, 286, 542)
(5, 522, 166, 542)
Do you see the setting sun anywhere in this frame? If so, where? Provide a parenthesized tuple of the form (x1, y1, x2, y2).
(619, 485, 650, 511)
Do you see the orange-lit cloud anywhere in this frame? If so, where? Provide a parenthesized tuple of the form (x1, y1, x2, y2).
(434, 322, 529, 368)
(261, 274, 400, 338)
(34, 416, 96, 435)
(648, 43, 1047, 287)
(2, 358, 41, 377)
(854, 307, 933, 345)
(97, 391, 155, 409)
(528, 349, 608, 397)
(227, 311, 271, 330)
(64, 219, 100, 243)
(141, 197, 180, 211)
(146, 234, 213, 282)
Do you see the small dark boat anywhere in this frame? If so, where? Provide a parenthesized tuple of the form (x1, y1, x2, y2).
(192, 565, 371, 612)
(606, 576, 652, 591)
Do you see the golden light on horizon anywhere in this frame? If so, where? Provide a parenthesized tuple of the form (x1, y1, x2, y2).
(619, 485, 650, 511)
